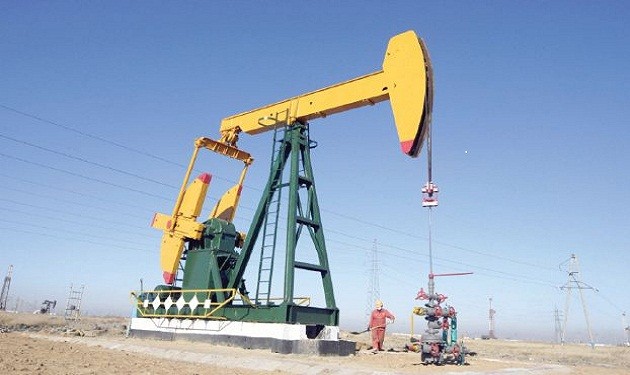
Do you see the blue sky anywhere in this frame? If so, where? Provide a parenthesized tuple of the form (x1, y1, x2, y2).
(1, 1, 628, 343)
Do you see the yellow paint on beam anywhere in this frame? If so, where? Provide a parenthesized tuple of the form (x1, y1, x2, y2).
(220, 30, 433, 157)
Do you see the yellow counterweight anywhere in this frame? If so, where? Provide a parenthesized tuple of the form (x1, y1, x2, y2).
(152, 173, 211, 284)
(152, 138, 253, 285)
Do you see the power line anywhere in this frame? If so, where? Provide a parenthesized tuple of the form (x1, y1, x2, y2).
(0, 133, 179, 189)
(1, 144, 559, 280)
(323, 209, 558, 273)
(0, 104, 186, 168)
(0, 198, 149, 230)
(0, 193, 560, 289)
(0, 155, 560, 288)
(324, 225, 558, 282)
(0, 185, 150, 220)
(0, 172, 155, 212)
(0, 206, 149, 237)
(0, 104, 573, 278)
(0, 104, 558, 273)
(326, 237, 558, 288)
(0, 148, 246, 217)
(0, 218, 151, 247)
(0, 226, 152, 254)
(0, 104, 556, 275)
(594, 290, 625, 313)
(0, 172, 562, 289)
(370, 240, 558, 287)
(0, 152, 170, 201)
(0, 104, 244, 186)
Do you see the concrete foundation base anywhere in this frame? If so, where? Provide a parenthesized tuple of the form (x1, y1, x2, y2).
(128, 317, 356, 356)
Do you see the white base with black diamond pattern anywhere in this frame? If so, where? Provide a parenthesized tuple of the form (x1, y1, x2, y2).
(129, 317, 340, 341)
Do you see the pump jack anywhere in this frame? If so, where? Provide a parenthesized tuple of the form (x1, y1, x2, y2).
(130, 31, 434, 354)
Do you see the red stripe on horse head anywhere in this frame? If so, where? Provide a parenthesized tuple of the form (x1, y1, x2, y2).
(163, 271, 175, 284)
(400, 140, 414, 155)
(198, 173, 212, 184)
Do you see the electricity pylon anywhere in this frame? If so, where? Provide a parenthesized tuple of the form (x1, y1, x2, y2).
(559, 254, 596, 348)
(0, 265, 13, 311)
(488, 297, 497, 339)
(64, 284, 85, 322)
(554, 306, 563, 343)
(623, 312, 629, 347)
(365, 239, 380, 319)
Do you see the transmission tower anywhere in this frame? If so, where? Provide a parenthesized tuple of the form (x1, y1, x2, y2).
(623, 312, 629, 347)
(560, 254, 595, 348)
(488, 297, 497, 339)
(64, 284, 85, 322)
(365, 239, 381, 319)
(0, 265, 13, 311)
(554, 306, 563, 343)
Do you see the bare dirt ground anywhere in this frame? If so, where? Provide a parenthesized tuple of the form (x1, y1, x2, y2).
(1, 312, 629, 374)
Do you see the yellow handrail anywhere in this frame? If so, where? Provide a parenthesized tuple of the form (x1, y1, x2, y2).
(130, 288, 312, 319)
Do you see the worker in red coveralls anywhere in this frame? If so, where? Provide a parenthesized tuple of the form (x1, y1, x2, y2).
(369, 300, 395, 352)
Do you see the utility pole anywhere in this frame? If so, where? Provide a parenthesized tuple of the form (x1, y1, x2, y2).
(488, 297, 497, 339)
(365, 239, 380, 319)
(0, 265, 13, 311)
(560, 254, 596, 348)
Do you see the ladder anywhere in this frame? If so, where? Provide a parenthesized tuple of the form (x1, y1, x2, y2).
(228, 122, 337, 322)
(255, 126, 286, 305)
(174, 246, 187, 288)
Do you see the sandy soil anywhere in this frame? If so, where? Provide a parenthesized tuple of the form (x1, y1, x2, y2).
(1, 312, 628, 374)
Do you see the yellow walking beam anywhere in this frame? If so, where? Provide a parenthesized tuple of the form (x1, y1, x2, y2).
(219, 30, 433, 157)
